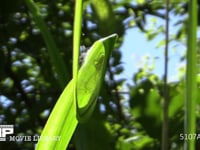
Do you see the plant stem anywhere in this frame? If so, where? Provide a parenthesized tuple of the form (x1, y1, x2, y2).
(184, 0, 197, 149)
(73, 0, 82, 117)
(162, 0, 169, 149)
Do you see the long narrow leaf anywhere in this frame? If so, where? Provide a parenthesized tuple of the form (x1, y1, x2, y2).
(35, 34, 117, 150)
(25, 0, 69, 88)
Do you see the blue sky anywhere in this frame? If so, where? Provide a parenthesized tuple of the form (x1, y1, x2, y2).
(119, 14, 188, 86)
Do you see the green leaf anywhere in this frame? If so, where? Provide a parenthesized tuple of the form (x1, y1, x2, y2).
(35, 34, 117, 150)
(25, 0, 69, 88)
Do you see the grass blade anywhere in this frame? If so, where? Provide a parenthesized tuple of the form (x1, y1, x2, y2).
(35, 34, 117, 150)
(25, 0, 69, 88)
(184, 0, 197, 149)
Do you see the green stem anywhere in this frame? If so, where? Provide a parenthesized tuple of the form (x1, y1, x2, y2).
(184, 0, 197, 149)
(73, 0, 82, 116)
(162, 0, 169, 149)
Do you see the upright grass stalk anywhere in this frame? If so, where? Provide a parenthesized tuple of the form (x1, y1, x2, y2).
(184, 0, 197, 149)
(25, 0, 68, 88)
(73, 0, 82, 114)
(162, 0, 169, 149)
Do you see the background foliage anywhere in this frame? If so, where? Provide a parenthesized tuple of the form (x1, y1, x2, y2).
(0, 0, 200, 149)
